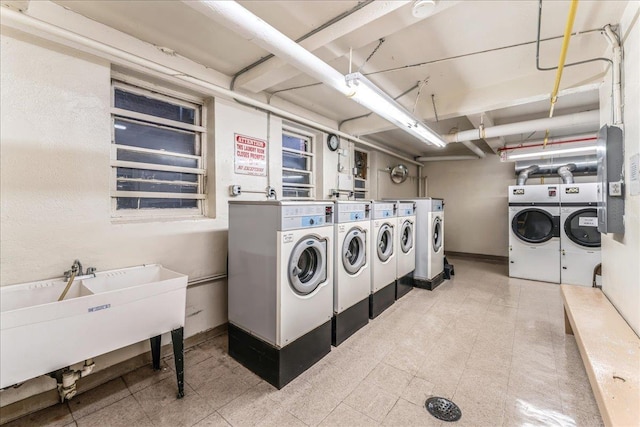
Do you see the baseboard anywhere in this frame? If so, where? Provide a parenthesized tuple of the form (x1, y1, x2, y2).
(0, 323, 228, 424)
(445, 251, 508, 265)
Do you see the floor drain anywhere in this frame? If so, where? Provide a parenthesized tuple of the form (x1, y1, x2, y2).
(425, 397, 462, 422)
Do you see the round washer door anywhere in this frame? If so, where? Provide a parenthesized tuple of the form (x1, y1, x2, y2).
(564, 208, 600, 248)
(432, 217, 443, 253)
(288, 236, 327, 296)
(342, 227, 367, 274)
(400, 220, 414, 253)
(377, 224, 394, 262)
(511, 208, 555, 244)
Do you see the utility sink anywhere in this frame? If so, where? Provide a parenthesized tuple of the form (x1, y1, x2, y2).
(0, 264, 187, 391)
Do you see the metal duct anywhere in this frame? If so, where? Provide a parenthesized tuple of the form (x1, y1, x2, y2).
(517, 165, 540, 185)
(514, 154, 597, 178)
(557, 163, 577, 184)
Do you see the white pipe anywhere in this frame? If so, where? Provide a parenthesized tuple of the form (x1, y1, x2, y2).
(0, 7, 423, 167)
(445, 110, 600, 143)
(460, 141, 485, 158)
(184, 1, 350, 96)
(604, 25, 623, 125)
(416, 155, 479, 162)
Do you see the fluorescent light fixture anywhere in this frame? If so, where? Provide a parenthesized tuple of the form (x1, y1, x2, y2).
(345, 72, 447, 148)
(507, 146, 597, 160)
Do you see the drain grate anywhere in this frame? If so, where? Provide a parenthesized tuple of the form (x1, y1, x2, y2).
(425, 397, 462, 422)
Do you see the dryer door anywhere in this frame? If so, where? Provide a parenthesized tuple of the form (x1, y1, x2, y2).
(288, 236, 327, 296)
(565, 208, 600, 248)
(511, 208, 559, 244)
(342, 227, 367, 275)
(377, 223, 394, 262)
(432, 217, 443, 253)
(400, 220, 414, 253)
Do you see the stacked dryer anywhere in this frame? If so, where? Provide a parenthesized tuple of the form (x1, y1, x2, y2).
(395, 201, 416, 298)
(333, 201, 371, 346)
(508, 185, 561, 283)
(369, 201, 397, 319)
(227, 201, 334, 389)
(560, 183, 601, 286)
(412, 198, 445, 290)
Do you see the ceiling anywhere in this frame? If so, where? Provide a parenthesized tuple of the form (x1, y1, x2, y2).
(53, 0, 629, 158)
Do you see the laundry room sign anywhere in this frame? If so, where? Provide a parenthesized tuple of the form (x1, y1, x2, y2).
(234, 133, 267, 176)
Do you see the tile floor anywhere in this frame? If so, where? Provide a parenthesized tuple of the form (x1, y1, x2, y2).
(3, 258, 603, 427)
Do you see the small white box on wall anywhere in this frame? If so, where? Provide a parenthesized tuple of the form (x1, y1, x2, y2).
(337, 173, 353, 191)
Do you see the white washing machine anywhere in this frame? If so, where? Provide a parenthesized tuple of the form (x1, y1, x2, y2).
(395, 201, 416, 298)
(332, 201, 371, 346)
(411, 198, 445, 290)
(369, 201, 396, 319)
(227, 201, 334, 389)
(560, 183, 601, 286)
(508, 185, 561, 283)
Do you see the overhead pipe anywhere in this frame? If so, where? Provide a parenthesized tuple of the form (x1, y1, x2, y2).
(416, 155, 479, 162)
(497, 135, 597, 154)
(557, 163, 577, 184)
(445, 110, 599, 144)
(460, 141, 485, 158)
(515, 155, 597, 177)
(603, 25, 623, 125)
(0, 6, 424, 167)
(517, 165, 540, 185)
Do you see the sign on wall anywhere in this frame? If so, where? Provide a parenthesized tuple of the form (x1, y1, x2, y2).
(234, 133, 267, 176)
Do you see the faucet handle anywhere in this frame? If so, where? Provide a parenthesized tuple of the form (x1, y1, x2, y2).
(86, 267, 96, 275)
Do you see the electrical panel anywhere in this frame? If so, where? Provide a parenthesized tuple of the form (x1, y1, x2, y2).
(596, 125, 625, 234)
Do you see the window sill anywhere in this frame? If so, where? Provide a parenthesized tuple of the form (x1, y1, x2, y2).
(110, 214, 214, 225)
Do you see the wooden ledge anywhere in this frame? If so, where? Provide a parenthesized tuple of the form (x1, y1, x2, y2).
(561, 284, 640, 427)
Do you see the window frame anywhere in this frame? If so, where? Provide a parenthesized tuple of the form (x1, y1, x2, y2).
(353, 148, 369, 200)
(110, 79, 207, 219)
(281, 126, 315, 200)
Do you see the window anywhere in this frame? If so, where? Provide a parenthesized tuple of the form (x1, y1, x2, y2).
(110, 81, 206, 217)
(353, 149, 369, 200)
(282, 128, 314, 199)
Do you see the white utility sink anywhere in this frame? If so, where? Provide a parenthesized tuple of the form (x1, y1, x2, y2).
(0, 264, 187, 390)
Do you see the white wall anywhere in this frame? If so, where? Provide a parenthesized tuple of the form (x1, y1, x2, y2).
(368, 150, 420, 200)
(0, 30, 283, 404)
(599, 1, 640, 336)
(422, 155, 514, 257)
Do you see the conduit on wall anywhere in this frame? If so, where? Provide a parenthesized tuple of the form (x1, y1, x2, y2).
(0, 6, 423, 167)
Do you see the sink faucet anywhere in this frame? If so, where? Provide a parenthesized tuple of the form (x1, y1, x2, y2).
(64, 260, 83, 279)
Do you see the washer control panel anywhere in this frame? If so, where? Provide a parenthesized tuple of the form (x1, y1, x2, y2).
(397, 202, 416, 216)
(372, 202, 396, 219)
(281, 204, 333, 230)
(335, 202, 371, 223)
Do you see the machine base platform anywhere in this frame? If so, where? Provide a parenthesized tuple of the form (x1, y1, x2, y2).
(369, 282, 396, 319)
(228, 320, 331, 389)
(332, 298, 369, 346)
(413, 272, 445, 291)
(396, 273, 414, 300)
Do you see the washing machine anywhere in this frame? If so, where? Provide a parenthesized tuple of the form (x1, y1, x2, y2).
(227, 201, 334, 389)
(411, 198, 445, 290)
(395, 201, 416, 299)
(332, 201, 371, 346)
(369, 201, 397, 319)
(560, 183, 601, 286)
(509, 185, 561, 283)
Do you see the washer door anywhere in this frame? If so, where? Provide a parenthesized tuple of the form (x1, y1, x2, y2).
(288, 236, 327, 296)
(512, 208, 558, 244)
(400, 220, 414, 253)
(565, 208, 600, 248)
(432, 217, 443, 253)
(342, 227, 366, 274)
(377, 224, 394, 262)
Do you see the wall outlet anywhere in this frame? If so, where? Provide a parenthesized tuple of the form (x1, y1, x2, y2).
(229, 185, 242, 196)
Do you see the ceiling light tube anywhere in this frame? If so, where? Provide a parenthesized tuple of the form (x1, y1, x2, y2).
(345, 72, 447, 147)
(507, 146, 597, 160)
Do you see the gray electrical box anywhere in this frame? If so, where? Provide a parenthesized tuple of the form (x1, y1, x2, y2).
(597, 125, 624, 234)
